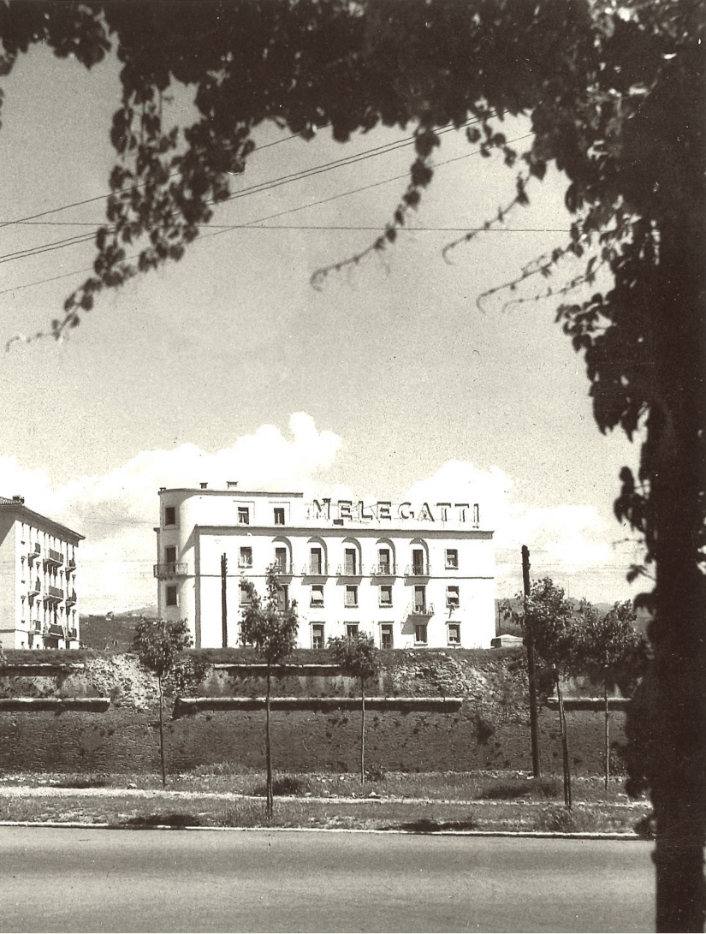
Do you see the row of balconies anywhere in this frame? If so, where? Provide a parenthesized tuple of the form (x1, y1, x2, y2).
(25, 580, 76, 604)
(21, 619, 78, 638)
(154, 561, 434, 579)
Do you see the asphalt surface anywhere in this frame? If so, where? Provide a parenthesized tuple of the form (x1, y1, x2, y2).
(2, 826, 653, 933)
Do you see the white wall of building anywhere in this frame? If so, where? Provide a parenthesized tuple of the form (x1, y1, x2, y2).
(155, 486, 496, 650)
(0, 499, 82, 650)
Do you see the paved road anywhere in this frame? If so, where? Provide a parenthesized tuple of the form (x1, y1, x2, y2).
(2, 827, 653, 933)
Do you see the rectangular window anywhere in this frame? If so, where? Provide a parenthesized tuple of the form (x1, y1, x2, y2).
(414, 585, 426, 612)
(274, 507, 285, 526)
(345, 585, 358, 607)
(310, 585, 324, 607)
(445, 549, 459, 570)
(448, 623, 461, 645)
(310, 547, 322, 575)
(412, 549, 425, 575)
(311, 623, 324, 650)
(238, 507, 250, 525)
(446, 586, 460, 609)
(239, 546, 253, 568)
(344, 548, 357, 575)
(379, 585, 392, 607)
(166, 585, 178, 607)
(165, 545, 177, 564)
(380, 624, 394, 649)
(239, 583, 252, 606)
(378, 548, 391, 574)
(415, 623, 428, 645)
(276, 585, 289, 613)
(346, 623, 359, 639)
(164, 505, 176, 527)
(275, 547, 288, 572)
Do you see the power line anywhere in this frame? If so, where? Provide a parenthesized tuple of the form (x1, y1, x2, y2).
(0, 132, 534, 295)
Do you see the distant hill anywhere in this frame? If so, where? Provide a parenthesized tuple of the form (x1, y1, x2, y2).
(79, 607, 156, 651)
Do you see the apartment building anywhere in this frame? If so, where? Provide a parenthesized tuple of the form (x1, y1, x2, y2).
(155, 483, 495, 650)
(0, 496, 83, 649)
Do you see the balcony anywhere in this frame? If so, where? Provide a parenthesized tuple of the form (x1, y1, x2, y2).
(48, 624, 64, 637)
(45, 585, 64, 602)
(302, 562, 328, 577)
(153, 562, 188, 580)
(68, 627, 78, 640)
(405, 564, 431, 578)
(44, 548, 64, 568)
(408, 602, 435, 617)
(272, 561, 292, 576)
(32, 620, 41, 632)
(65, 591, 77, 607)
(371, 563, 397, 577)
(27, 579, 41, 596)
(336, 564, 364, 577)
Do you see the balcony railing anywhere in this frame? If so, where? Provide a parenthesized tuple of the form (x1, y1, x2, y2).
(65, 591, 77, 607)
(153, 562, 188, 580)
(272, 561, 292, 575)
(371, 563, 397, 577)
(336, 564, 364, 577)
(301, 562, 328, 576)
(405, 564, 431, 577)
(408, 602, 435, 617)
(32, 620, 41, 632)
(46, 585, 64, 601)
(27, 579, 41, 595)
(67, 557, 76, 569)
(47, 624, 64, 637)
(68, 627, 78, 640)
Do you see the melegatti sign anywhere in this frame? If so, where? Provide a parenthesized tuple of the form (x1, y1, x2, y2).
(306, 500, 479, 523)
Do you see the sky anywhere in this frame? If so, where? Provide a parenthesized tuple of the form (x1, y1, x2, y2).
(0, 41, 646, 613)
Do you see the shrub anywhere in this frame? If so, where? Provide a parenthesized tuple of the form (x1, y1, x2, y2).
(222, 801, 268, 827)
(531, 805, 598, 833)
(365, 764, 387, 783)
(252, 775, 302, 797)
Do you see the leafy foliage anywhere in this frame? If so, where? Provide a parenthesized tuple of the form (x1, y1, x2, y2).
(573, 600, 648, 695)
(502, 578, 576, 672)
(240, 566, 299, 667)
(132, 617, 192, 682)
(328, 632, 379, 685)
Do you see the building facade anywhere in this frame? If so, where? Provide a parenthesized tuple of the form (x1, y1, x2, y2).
(155, 484, 495, 650)
(0, 496, 83, 650)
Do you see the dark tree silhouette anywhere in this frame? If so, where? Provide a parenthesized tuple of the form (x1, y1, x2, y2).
(2, 2, 704, 927)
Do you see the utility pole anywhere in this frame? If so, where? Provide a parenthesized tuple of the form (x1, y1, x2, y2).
(221, 553, 228, 648)
(522, 545, 541, 778)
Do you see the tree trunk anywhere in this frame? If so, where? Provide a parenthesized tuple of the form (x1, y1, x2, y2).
(526, 638, 541, 779)
(265, 667, 273, 821)
(604, 673, 610, 792)
(360, 679, 366, 785)
(555, 668, 571, 809)
(626, 213, 706, 931)
(158, 676, 166, 788)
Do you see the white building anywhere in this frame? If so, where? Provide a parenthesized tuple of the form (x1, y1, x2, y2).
(155, 484, 495, 650)
(0, 496, 83, 650)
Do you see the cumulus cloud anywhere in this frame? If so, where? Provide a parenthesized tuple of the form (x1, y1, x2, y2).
(3, 413, 341, 612)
